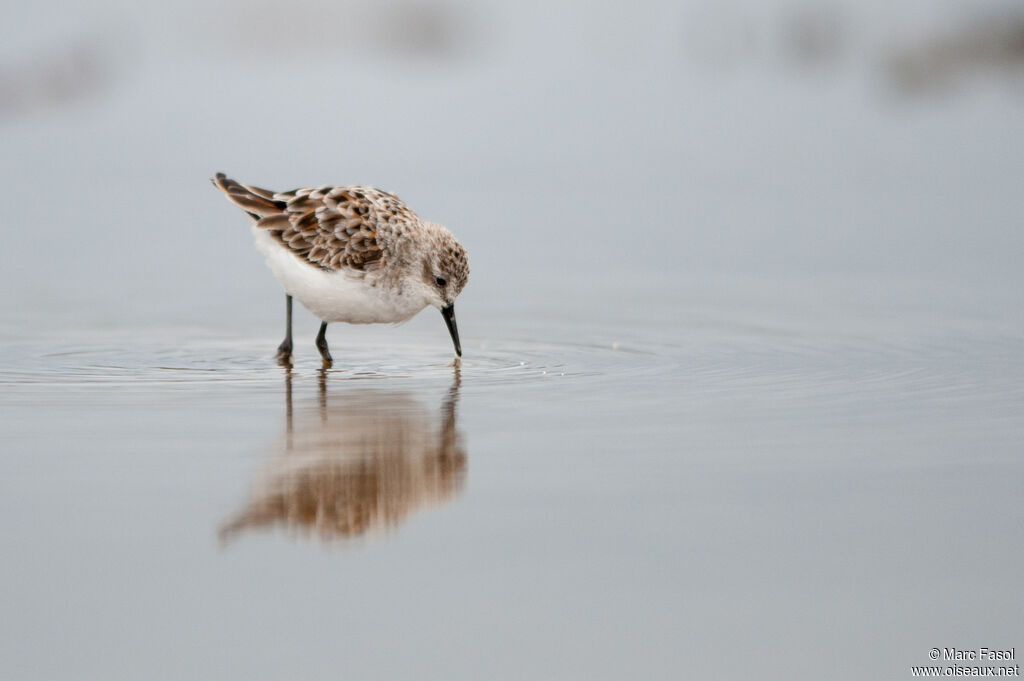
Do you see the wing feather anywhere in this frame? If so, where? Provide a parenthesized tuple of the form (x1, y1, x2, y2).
(214, 174, 420, 272)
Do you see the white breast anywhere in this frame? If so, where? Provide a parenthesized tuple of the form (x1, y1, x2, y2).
(251, 227, 426, 324)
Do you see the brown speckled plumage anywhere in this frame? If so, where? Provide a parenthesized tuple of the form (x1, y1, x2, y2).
(212, 172, 469, 358)
(213, 173, 413, 273)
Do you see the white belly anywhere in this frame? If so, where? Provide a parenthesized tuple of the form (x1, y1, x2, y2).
(251, 227, 425, 324)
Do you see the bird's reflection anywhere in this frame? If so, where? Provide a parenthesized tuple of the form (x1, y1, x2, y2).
(220, 365, 465, 543)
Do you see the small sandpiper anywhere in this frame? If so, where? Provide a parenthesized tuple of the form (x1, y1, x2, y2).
(212, 173, 469, 365)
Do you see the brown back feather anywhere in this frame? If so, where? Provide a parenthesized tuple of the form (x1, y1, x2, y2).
(213, 173, 408, 272)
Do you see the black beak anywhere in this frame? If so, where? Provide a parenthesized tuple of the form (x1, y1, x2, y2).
(440, 304, 462, 357)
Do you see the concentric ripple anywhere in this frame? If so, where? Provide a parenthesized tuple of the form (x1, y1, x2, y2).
(0, 328, 672, 392)
(1, 326, 1022, 427)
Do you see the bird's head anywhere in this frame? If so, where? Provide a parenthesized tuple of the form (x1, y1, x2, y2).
(409, 222, 469, 357)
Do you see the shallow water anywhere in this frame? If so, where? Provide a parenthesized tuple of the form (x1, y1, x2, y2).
(4, 0, 1024, 676)
(2, 289, 1022, 679)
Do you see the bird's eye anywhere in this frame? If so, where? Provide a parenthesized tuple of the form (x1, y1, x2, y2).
(435, 276, 447, 287)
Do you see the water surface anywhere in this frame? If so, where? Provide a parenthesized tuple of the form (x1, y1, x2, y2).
(3, 0, 1024, 676)
(2, 288, 1022, 679)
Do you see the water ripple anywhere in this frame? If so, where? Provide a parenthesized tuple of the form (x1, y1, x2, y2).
(1, 329, 1022, 423)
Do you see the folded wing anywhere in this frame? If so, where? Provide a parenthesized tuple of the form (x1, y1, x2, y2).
(213, 173, 416, 272)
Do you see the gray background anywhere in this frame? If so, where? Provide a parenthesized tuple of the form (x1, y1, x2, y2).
(2, 1, 1022, 679)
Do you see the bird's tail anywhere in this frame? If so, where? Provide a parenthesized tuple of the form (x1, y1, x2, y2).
(211, 172, 285, 218)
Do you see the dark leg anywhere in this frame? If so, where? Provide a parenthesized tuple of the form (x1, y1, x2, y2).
(276, 294, 293, 363)
(315, 321, 332, 366)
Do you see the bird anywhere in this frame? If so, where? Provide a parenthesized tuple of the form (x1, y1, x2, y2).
(212, 173, 469, 365)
